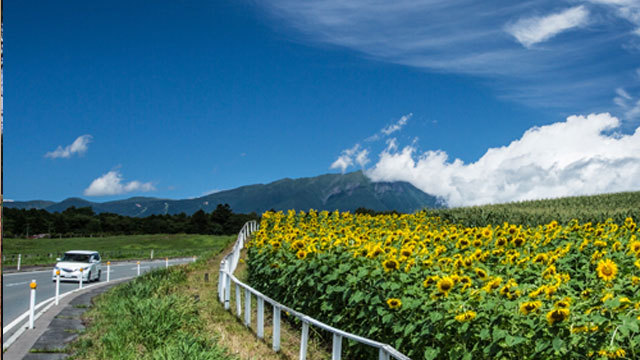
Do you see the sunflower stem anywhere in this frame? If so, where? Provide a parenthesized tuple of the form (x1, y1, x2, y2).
(609, 326, 618, 348)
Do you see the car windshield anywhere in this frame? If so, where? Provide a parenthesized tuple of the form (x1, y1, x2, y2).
(61, 253, 91, 263)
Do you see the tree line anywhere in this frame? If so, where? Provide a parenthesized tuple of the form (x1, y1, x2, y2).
(2, 204, 260, 238)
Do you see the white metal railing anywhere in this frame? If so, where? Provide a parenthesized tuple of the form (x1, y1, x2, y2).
(218, 221, 411, 360)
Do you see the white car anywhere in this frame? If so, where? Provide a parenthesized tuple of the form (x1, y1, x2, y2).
(52, 250, 102, 282)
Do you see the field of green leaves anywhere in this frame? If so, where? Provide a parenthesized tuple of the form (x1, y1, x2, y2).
(2, 234, 235, 267)
(426, 191, 640, 227)
(247, 209, 640, 359)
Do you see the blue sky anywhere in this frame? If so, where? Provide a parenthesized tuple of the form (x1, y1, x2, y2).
(5, 0, 640, 206)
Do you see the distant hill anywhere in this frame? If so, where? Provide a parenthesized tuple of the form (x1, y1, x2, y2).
(2, 200, 56, 210)
(5, 171, 442, 216)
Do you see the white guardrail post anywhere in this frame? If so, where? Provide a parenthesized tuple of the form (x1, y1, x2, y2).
(55, 271, 60, 305)
(107, 261, 111, 282)
(299, 321, 309, 360)
(166, 257, 169, 269)
(29, 280, 37, 329)
(236, 284, 242, 316)
(17, 254, 22, 271)
(137, 261, 141, 276)
(332, 334, 343, 360)
(79, 269, 84, 289)
(244, 289, 251, 327)
(273, 306, 281, 352)
(257, 297, 264, 339)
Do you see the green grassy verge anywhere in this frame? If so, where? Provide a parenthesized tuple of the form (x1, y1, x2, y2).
(2, 234, 235, 267)
(70, 266, 236, 360)
(68, 241, 331, 360)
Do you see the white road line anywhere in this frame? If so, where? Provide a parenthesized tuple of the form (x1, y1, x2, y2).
(4, 281, 30, 288)
(2, 270, 52, 276)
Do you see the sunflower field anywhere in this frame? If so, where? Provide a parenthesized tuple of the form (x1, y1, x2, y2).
(246, 210, 640, 359)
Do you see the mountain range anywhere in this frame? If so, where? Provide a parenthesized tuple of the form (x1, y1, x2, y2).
(4, 171, 442, 216)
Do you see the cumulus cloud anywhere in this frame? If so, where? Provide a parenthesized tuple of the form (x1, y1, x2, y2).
(84, 170, 155, 196)
(366, 113, 640, 207)
(506, 6, 590, 48)
(331, 114, 412, 173)
(330, 144, 370, 173)
(45, 135, 93, 159)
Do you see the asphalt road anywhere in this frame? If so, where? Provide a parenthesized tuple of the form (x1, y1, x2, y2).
(2, 258, 193, 328)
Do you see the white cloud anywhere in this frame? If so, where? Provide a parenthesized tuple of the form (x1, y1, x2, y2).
(506, 6, 590, 48)
(258, 1, 639, 110)
(614, 87, 640, 120)
(331, 144, 369, 173)
(331, 114, 411, 173)
(367, 113, 640, 207)
(84, 170, 155, 196)
(45, 135, 93, 159)
(588, 0, 640, 27)
(355, 148, 370, 167)
(381, 113, 412, 135)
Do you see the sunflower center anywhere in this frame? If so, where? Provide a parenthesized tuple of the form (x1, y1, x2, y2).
(551, 310, 565, 321)
(602, 266, 612, 276)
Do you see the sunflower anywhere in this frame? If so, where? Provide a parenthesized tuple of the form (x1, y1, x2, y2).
(495, 237, 507, 247)
(546, 308, 570, 325)
(554, 298, 571, 309)
(512, 237, 526, 247)
(454, 310, 477, 322)
(457, 238, 470, 248)
(386, 298, 402, 309)
(519, 301, 542, 315)
(296, 250, 308, 260)
(475, 268, 488, 280)
(533, 253, 548, 264)
(400, 247, 413, 257)
(437, 276, 455, 295)
(368, 247, 384, 258)
(596, 259, 618, 282)
(423, 275, 440, 288)
(291, 240, 306, 251)
(629, 240, 640, 254)
(383, 258, 400, 272)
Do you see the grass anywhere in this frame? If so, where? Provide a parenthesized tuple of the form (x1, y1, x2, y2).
(186, 249, 331, 360)
(2, 233, 235, 267)
(67, 237, 332, 360)
(69, 266, 236, 360)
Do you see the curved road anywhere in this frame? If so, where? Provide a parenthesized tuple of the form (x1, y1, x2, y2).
(2, 258, 193, 328)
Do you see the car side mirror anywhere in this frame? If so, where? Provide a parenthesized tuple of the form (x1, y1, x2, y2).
(91, 259, 98, 263)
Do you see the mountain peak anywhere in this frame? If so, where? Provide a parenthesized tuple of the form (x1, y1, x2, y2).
(5, 172, 440, 216)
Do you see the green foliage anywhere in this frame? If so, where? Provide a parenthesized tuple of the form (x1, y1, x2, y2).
(425, 191, 640, 227)
(70, 267, 235, 360)
(247, 211, 640, 359)
(1, 203, 259, 238)
(2, 234, 234, 266)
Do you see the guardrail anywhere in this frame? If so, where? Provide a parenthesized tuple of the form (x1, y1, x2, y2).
(218, 221, 411, 360)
